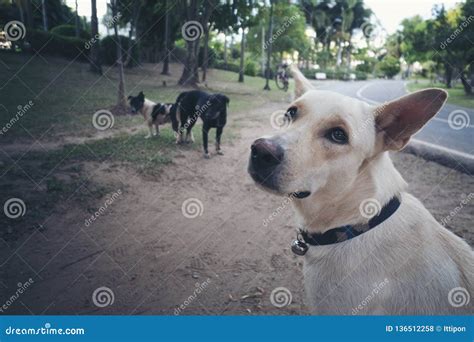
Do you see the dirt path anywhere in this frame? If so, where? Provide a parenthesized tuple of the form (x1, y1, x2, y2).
(0, 125, 142, 154)
(2, 98, 472, 316)
(1, 100, 309, 315)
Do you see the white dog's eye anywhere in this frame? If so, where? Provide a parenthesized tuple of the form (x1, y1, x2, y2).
(325, 127, 348, 144)
(285, 107, 297, 119)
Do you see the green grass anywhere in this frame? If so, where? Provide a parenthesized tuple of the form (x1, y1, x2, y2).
(407, 80, 474, 108)
(0, 52, 285, 241)
(0, 52, 289, 142)
(0, 156, 114, 242)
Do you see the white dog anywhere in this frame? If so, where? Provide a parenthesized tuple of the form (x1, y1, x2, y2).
(128, 91, 173, 139)
(248, 66, 473, 314)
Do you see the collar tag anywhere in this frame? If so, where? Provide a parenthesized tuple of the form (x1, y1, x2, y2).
(291, 237, 308, 256)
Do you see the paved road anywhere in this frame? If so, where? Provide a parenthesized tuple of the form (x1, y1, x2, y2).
(310, 80, 474, 159)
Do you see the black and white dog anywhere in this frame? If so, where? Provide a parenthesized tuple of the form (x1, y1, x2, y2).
(128, 91, 174, 138)
(170, 90, 229, 158)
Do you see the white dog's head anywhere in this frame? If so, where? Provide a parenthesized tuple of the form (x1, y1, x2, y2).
(248, 66, 447, 204)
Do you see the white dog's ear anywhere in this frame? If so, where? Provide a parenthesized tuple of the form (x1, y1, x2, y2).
(290, 65, 313, 98)
(374, 89, 447, 151)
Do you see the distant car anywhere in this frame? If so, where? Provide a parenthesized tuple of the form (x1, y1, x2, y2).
(315, 72, 327, 80)
(349, 73, 356, 80)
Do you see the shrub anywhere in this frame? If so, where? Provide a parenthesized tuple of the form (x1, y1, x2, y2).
(213, 61, 241, 73)
(169, 46, 187, 64)
(51, 24, 91, 40)
(100, 36, 139, 66)
(300, 68, 316, 79)
(355, 71, 368, 80)
(198, 46, 217, 67)
(26, 29, 87, 61)
(244, 60, 257, 76)
(378, 55, 400, 79)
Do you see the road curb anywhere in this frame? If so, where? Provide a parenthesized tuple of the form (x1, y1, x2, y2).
(402, 140, 474, 174)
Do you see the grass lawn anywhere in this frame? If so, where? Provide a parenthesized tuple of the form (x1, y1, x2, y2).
(0, 52, 287, 238)
(0, 52, 288, 142)
(406, 79, 474, 108)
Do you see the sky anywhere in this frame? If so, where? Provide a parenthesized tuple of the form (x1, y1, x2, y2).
(364, 0, 461, 33)
(66, 0, 463, 36)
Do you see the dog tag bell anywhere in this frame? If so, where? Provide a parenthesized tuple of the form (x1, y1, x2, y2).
(291, 239, 308, 256)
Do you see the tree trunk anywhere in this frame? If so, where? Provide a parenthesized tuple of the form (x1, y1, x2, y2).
(201, 1, 214, 82)
(125, 0, 140, 68)
(346, 33, 352, 69)
(161, 0, 170, 75)
(238, 28, 245, 83)
(193, 35, 200, 82)
(75, 0, 80, 38)
(336, 39, 342, 66)
(178, 0, 199, 86)
(445, 63, 453, 89)
(460, 71, 473, 95)
(223, 30, 228, 68)
(90, 0, 102, 74)
(179, 38, 200, 86)
(261, 25, 265, 75)
(263, 1, 274, 90)
(17, 0, 33, 29)
(41, 0, 48, 31)
(202, 25, 210, 82)
(112, 0, 127, 109)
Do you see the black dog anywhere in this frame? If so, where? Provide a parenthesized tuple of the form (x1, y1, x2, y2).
(170, 90, 229, 158)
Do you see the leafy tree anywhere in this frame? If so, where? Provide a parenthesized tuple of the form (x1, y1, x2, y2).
(247, 2, 307, 64)
(378, 55, 400, 78)
(399, 15, 429, 77)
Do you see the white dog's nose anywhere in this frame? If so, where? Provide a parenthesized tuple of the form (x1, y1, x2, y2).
(250, 138, 284, 173)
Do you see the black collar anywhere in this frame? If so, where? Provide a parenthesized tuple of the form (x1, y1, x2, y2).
(291, 197, 401, 256)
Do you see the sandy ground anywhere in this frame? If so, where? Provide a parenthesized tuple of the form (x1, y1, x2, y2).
(1, 100, 473, 315)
